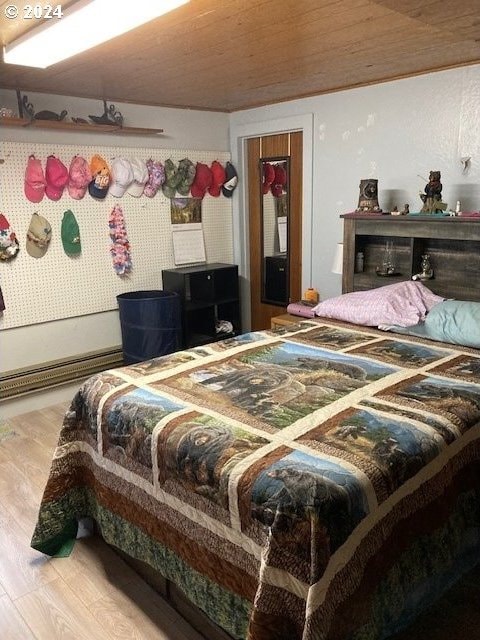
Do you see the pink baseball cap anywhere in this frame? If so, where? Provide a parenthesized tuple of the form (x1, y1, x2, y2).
(24, 155, 46, 203)
(67, 156, 92, 199)
(45, 155, 69, 201)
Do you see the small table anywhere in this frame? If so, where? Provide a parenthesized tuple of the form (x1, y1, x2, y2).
(270, 314, 300, 329)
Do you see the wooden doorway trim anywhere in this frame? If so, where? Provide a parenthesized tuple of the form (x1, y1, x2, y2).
(247, 131, 303, 330)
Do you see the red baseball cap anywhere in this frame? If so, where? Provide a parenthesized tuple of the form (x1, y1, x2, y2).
(45, 155, 69, 200)
(24, 155, 46, 203)
(271, 164, 287, 197)
(208, 161, 226, 197)
(191, 163, 213, 199)
(262, 162, 275, 194)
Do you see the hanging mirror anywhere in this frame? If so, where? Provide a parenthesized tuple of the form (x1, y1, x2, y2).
(260, 157, 290, 306)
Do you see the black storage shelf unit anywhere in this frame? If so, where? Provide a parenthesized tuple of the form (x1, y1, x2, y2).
(162, 263, 241, 348)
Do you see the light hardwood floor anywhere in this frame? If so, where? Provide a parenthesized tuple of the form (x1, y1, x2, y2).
(0, 402, 204, 640)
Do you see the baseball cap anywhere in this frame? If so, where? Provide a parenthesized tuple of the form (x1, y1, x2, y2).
(26, 213, 52, 258)
(45, 156, 69, 201)
(162, 159, 182, 199)
(222, 162, 238, 198)
(127, 158, 148, 197)
(262, 162, 275, 195)
(88, 155, 111, 199)
(0, 213, 19, 261)
(144, 159, 165, 197)
(24, 155, 46, 203)
(61, 210, 81, 256)
(110, 158, 134, 197)
(208, 161, 226, 197)
(67, 156, 91, 199)
(271, 164, 287, 197)
(191, 163, 212, 199)
(177, 158, 196, 196)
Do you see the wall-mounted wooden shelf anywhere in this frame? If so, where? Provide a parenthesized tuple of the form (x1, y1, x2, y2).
(0, 116, 164, 136)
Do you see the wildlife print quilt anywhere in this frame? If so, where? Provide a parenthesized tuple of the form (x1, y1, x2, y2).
(32, 319, 480, 640)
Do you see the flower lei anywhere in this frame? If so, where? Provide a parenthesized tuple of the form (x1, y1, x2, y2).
(108, 204, 132, 276)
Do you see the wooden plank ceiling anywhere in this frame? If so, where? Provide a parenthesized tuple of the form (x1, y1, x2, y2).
(0, 0, 479, 112)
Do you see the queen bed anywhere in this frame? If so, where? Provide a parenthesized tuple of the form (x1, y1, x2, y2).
(31, 282, 480, 640)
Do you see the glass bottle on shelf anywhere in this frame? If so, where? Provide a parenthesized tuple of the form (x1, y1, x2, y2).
(380, 240, 396, 275)
(355, 251, 364, 273)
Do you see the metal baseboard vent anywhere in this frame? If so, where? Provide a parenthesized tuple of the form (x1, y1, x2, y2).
(0, 346, 124, 401)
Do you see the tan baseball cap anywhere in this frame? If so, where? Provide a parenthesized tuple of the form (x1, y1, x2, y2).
(26, 213, 52, 258)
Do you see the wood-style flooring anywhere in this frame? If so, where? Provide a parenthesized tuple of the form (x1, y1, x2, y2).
(1, 402, 479, 640)
(0, 402, 205, 640)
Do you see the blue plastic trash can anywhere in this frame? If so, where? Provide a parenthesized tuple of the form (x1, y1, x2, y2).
(117, 290, 181, 365)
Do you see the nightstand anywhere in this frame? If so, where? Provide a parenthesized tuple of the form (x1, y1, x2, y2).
(162, 263, 240, 348)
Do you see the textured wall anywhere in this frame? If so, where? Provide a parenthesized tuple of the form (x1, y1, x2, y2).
(230, 64, 480, 302)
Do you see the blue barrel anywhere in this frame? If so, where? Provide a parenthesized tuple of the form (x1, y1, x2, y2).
(117, 290, 181, 364)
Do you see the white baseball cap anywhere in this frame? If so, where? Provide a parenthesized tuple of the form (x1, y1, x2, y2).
(127, 158, 148, 197)
(109, 158, 134, 198)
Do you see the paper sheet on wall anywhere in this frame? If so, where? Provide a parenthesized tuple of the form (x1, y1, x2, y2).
(172, 223, 206, 265)
(278, 216, 287, 253)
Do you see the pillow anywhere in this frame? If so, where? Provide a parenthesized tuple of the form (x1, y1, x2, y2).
(380, 300, 480, 348)
(312, 281, 444, 327)
(379, 322, 430, 339)
(423, 300, 480, 348)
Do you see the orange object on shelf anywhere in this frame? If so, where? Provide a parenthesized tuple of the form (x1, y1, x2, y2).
(303, 287, 319, 304)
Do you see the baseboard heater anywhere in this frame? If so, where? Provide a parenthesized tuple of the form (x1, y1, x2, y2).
(0, 346, 124, 401)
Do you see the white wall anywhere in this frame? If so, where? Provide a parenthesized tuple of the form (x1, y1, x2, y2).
(229, 64, 480, 305)
(0, 90, 229, 417)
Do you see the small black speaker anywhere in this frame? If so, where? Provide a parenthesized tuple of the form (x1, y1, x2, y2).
(264, 255, 288, 304)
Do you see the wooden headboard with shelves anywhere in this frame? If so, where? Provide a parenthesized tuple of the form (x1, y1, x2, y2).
(341, 214, 480, 302)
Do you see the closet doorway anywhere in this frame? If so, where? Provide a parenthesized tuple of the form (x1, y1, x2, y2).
(247, 131, 303, 330)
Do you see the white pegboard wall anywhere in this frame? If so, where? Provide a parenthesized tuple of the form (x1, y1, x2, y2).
(0, 141, 232, 330)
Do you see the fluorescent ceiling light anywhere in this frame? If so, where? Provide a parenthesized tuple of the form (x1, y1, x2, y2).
(3, 0, 189, 68)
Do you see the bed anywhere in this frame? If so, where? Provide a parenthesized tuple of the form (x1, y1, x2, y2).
(31, 293, 480, 640)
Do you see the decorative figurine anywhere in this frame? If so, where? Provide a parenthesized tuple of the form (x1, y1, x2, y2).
(401, 204, 410, 215)
(15, 90, 68, 121)
(412, 254, 434, 281)
(16, 91, 35, 119)
(89, 100, 124, 126)
(34, 109, 68, 121)
(356, 178, 382, 212)
(419, 171, 447, 213)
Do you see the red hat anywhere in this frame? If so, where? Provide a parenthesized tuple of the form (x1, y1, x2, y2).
(45, 155, 69, 200)
(67, 156, 92, 199)
(24, 155, 46, 203)
(208, 161, 226, 197)
(271, 164, 287, 197)
(191, 163, 213, 199)
(262, 162, 275, 195)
